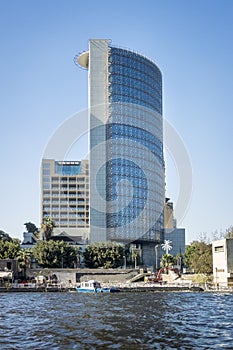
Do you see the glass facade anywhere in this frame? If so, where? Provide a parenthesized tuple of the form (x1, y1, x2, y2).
(82, 40, 165, 243)
(109, 47, 162, 114)
(105, 47, 164, 242)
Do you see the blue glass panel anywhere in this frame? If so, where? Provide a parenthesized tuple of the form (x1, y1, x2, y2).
(109, 47, 162, 114)
(55, 162, 82, 175)
(105, 158, 148, 227)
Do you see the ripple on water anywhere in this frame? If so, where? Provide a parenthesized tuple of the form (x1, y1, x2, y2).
(0, 292, 233, 349)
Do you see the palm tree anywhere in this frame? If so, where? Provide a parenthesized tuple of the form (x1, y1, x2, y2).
(160, 254, 175, 269)
(132, 249, 140, 269)
(41, 217, 55, 241)
(17, 249, 33, 279)
(161, 240, 173, 254)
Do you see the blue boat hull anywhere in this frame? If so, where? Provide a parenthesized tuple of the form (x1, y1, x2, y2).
(76, 287, 120, 293)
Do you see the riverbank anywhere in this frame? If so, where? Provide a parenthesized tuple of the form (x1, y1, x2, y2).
(3, 268, 228, 293)
(0, 282, 204, 293)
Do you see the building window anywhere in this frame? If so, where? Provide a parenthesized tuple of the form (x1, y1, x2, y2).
(55, 162, 81, 175)
(43, 169, 50, 175)
(216, 268, 224, 272)
(214, 246, 224, 252)
(43, 163, 51, 169)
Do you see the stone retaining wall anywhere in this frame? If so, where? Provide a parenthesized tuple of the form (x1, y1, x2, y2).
(26, 268, 138, 287)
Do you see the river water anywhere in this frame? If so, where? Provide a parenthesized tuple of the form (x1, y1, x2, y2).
(0, 291, 233, 349)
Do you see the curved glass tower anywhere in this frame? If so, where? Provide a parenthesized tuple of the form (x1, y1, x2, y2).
(77, 39, 164, 246)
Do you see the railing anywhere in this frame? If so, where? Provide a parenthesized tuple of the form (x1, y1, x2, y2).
(11, 282, 63, 289)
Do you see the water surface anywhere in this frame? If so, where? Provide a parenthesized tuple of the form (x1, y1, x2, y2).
(0, 291, 232, 349)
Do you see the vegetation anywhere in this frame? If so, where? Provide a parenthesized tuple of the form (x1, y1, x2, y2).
(160, 254, 176, 268)
(1, 222, 232, 275)
(225, 226, 233, 238)
(17, 249, 33, 277)
(33, 240, 77, 268)
(0, 230, 13, 242)
(0, 238, 21, 259)
(41, 217, 55, 241)
(24, 222, 39, 239)
(83, 242, 124, 268)
(185, 241, 213, 274)
(131, 248, 140, 269)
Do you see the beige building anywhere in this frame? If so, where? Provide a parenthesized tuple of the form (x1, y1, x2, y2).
(212, 239, 233, 287)
(41, 159, 89, 241)
(164, 198, 176, 229)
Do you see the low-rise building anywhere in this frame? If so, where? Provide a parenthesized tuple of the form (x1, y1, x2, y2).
(0, 259, 18, 284)
(212, 239, 233, 287)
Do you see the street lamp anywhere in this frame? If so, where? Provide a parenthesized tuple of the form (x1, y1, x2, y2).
(155, 245, 158, 271)
(123, 255, 126, 269)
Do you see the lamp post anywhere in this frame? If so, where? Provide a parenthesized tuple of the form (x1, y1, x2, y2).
(123, 255, 126, 269)
(155, 245, 158, 271)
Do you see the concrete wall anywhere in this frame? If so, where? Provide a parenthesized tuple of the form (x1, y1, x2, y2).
(26, 268, 138, 287)
(212, 239, 228, 285)
(89, 39, 110, 243)
(226, 239, 233, 273)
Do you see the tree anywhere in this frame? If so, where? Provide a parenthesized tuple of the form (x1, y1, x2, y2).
(131, 249, 140, 269)
(0, 230, 13, 242)
(17, 249, 33, 277)
(184, 243, 197, 268)
(0, 239, 21, 259)
(160, 254, 175, 269)
(225, 226, 233, 238)
(33, 240, 77, 268)
(161, 240, 173, 255)
(185, 241, 213, 274)
(83, 242, 124, 268)
(41, 217, 55, 241)
(24, 222, 39, 239)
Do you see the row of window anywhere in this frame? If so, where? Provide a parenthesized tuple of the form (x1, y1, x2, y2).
(109, 72, 161, 96)
(52, 221, 89, 226)
(109, 48, 162, 81)
(43, 207, 89, 211)
(107, 124, 163, 160)
(109, 74, 161, 101)
(43, 190, 89, 195)
(107, 167, 147, 180)
(52, 214, 88, 219)
(107, 123, 161, 144)
(106, 157, 163, 173)
(108, 103, 162, 126)
(50, 186, 89, 191)
(55, 163, 82, 175)
(51, 177, 87, 182)
(109, 91, 161, 114)
(43, 201, 86, 205)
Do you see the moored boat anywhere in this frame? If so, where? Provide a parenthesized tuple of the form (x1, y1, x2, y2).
(76, 280, 120, 293)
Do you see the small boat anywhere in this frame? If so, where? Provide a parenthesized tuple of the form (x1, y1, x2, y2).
(76, 280, 120, 293)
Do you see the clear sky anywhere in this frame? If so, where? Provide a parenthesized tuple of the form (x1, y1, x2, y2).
(1, 0, 233, 243)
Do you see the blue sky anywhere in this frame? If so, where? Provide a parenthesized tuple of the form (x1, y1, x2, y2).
(0, 0, 233, 243)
